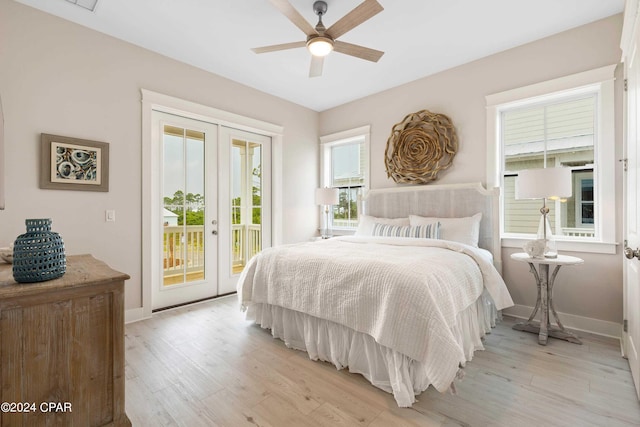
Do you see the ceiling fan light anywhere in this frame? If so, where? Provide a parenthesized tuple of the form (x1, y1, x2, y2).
(307, 37, 333, 57)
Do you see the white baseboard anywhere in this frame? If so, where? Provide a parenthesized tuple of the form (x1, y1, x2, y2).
(126, 302, 621, 338)
(124, 294, 236, 324)
(502, 304, 622, 339)
(125, 307, 148, 324)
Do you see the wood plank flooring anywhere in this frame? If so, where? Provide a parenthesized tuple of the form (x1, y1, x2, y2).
(124, 295, 640, 426)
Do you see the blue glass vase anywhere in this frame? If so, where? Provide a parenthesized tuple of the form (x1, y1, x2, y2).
(12, 218, 66, 283)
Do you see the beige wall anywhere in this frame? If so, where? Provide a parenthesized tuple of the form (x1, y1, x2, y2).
(319, 14, 625, 326)
(0, 1, 319, 310)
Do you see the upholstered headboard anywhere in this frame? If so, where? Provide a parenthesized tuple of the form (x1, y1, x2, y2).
(363, 183, 501, 273)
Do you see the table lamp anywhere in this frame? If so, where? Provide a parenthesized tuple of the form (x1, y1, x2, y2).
(516, 167, 572, 258)
(315, 187, 339, 239)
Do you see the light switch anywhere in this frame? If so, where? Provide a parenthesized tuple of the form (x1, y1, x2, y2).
(106, 210, 116, 222)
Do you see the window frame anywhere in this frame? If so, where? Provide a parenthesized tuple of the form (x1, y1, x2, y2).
(320, 125, 371, 233)
(486, 65, 617, 254)
(575, 172, 594, 228)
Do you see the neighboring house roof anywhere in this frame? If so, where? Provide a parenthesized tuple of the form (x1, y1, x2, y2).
(163, 208, 178, 218)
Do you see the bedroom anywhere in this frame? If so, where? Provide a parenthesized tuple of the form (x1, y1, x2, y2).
(0, 0, 638, 425)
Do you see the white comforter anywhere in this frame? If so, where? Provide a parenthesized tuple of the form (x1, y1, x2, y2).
(238, 236, 513, 392)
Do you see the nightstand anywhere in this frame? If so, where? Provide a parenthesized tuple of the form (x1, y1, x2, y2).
(510, 252, 584, 345)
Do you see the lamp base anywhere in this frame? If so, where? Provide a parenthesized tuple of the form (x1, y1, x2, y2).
(320, 227, 333, 239)
(537, 214, 558, 259)
(542, 237, 558, 258)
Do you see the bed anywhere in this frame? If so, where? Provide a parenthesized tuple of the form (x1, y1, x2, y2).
(237, 183, 514, 407)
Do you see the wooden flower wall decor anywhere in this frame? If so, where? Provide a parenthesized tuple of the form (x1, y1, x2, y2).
(384, 109, 458, 184)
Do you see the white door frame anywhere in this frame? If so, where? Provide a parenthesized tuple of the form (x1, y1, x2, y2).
(621, 0, 640, 399)
(141, 89, 283, 319)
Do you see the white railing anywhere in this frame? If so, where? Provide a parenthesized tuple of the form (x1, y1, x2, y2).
(163, 224, 261, 277)
(562, 227, 595, 238)
(333, 218, 358, 228)
(163, 225, 205, 277)
(232, 224, 262, 267)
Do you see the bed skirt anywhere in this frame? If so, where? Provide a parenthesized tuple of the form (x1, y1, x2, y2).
(245, 290, 499, 407)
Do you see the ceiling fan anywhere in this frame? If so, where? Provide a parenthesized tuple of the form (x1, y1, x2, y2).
(252, 0, 384, 77)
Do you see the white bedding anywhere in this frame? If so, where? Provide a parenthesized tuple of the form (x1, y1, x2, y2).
(246, 290, 497, 407)
(237, 236, 514, 405)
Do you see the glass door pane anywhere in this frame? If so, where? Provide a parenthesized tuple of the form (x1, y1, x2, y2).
(162, 125, 205, 287)
(231, 139, 263, 273)
(152, 111, 217, 311)
(218, 126, 270, 295)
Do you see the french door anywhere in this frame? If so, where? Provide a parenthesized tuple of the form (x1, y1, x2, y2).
(218, 127, 272, 294)
(151, 111, 272, 310)
(153, 112, 218, 309)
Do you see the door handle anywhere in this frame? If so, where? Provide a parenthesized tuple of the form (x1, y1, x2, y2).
(212, 230, 218, 235)
(624, 246, 640, 260)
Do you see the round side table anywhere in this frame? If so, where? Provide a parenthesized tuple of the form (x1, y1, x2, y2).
(510, 252, 584, 346)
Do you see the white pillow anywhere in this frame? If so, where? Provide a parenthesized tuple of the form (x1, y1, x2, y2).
(372, 222, 440, 239)
(355, 215, 409, 236)
(409, 213, 482, 247)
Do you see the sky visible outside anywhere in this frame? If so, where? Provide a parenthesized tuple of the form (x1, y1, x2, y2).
(164, 135, 261, 202)
(164, 134, 204, 199)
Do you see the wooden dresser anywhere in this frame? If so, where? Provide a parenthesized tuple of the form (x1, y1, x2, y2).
(0, 254, 131, 426)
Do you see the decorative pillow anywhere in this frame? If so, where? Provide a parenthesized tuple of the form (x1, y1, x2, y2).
(371, 222, 440, 239)
(409, 213, 482, 247)
(354, 215, 410, 236)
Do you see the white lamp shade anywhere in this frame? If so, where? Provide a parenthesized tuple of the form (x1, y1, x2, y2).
(516, 168, 573, 200)
(315, 187, 339, 205)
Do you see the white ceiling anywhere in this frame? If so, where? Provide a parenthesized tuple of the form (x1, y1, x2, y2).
(15, 0, 624, 112)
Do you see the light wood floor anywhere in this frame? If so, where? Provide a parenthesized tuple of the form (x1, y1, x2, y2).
(124, 295, 640, 426)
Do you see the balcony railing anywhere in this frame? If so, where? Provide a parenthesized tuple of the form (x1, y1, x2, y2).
(232, 224, 262, 268)
(561, 227, 595, 238)
(163, 224, 261, 278)
(332, 218, 358, 228)
(163, 225, 204, 277)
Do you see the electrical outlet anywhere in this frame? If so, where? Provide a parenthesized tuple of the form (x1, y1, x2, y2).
(106, 210, 116, 222)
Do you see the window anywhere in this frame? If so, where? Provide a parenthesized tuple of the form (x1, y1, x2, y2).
(320, 126, 370, 231)
(502, 95, 596, 237)
(578, 176, 594, 226)
(486, 65, 616, 254)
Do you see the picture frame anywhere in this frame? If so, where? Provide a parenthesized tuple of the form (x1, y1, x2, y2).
(40, 133, 109, 192)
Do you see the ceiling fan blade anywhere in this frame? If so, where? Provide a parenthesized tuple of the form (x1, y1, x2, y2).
(269, 0, 318, 37)
(333, 40, 384, 62)
(325, 0, 383, 40)
(252, 41, 306, 54)
(309, 55, 324, 78)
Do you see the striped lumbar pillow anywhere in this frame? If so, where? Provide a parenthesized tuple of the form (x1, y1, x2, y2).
(371, 222, 440, 239)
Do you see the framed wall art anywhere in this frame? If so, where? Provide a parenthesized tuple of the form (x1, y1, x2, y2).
(40, 133, 109, 192)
